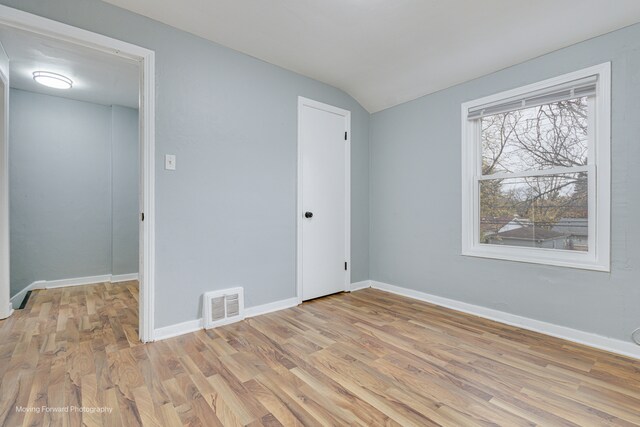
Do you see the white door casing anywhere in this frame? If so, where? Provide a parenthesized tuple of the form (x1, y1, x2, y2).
(297, 97, 350, 302)
(0, 5, 156, 341)
(0, 41, 10, 319)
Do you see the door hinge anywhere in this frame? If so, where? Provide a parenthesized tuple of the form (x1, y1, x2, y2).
(141, 212, 145, 222)
(344, 131, 348, 141)
(345, 262, 348, 271)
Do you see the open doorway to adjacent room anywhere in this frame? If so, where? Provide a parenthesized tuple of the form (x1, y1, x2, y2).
(0, 8, 155, 342)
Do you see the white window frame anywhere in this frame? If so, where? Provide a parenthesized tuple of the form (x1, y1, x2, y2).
(461, 63, 611, 272)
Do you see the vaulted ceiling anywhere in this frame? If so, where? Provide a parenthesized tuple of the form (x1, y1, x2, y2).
(101, 0, 640, 112)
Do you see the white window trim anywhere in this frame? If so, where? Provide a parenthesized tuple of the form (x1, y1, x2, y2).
(461, 63, 611, 272)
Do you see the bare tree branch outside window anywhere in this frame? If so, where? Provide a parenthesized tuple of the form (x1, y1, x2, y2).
(479, 97, 589, 251)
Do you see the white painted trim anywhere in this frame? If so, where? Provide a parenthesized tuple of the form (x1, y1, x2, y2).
(44, 274, 112, 289)
(110, 273, 140, 283)
(344, 108, 351, 300)
(139, 48, 156, 344)
(461, 63, 611, 272)
(9, 280, 45, 308)
(154, 318, 204, 341)
(349, 280, 372, 292)
(154, 296, 300, 341)
(245, 297, 298, 318)
(0, 5, 156, 342)
(477, 165, 590, 181)
(0, 49, 9, 319)
(371, 281, 640, 360)
(297, 96, 351, 304)
(0, 5, 152, 59)
(462, 64, 611, 115)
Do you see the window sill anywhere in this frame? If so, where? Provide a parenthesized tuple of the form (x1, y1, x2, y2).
(461, 246, 610, 272)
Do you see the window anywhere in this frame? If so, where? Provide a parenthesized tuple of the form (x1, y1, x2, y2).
(461, 64, 610, 271)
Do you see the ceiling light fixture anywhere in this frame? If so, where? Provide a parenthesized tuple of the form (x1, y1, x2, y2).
(32, 71, 73, 89)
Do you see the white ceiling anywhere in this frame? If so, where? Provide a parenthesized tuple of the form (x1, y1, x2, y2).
(100, 0, 640, 112)
(0, 26, 139, 108)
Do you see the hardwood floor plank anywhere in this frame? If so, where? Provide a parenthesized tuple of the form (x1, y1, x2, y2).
(243, 378, 306, 427)
(1, 284, 640, 426)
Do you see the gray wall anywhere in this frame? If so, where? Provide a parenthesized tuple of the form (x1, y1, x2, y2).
(10, 89, 112, 295)
(111, 105, 139, 275)
(370, 23, 640, 342)
(10, 89, 139, 296)
(0, 0, 370, 328)
(5, 0, 638, 343)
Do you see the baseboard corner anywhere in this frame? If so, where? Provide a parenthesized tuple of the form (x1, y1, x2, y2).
(10, 280, 46, 309)
(349, 280, 372, 292)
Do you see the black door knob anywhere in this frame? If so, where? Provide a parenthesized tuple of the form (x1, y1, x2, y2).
(304, 211, 313, 218)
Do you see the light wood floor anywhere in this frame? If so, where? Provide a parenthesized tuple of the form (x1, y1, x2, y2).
(1, 283, 639, 426)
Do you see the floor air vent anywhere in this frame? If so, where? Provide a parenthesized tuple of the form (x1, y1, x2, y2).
(203, 287, 244, 329)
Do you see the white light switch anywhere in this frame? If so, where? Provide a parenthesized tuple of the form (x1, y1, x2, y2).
(165, 154, 176, 170)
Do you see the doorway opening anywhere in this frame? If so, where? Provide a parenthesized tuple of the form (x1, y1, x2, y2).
(0, 5, 156, 342)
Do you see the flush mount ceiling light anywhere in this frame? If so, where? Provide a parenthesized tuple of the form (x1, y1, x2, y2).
(32, 71, 73, 89)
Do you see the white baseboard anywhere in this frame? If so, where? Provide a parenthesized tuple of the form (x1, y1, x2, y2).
(110, 273, 139, 283)
(10, 273, 140, 308)
(154, 318, 204, 341)
(349, 280, 372, 292)
(44, 274, 112, 289)
(10, 280, 45, 308)
(370, 280, 640, 360)
(153, 296, 300, 342)
(245, 297, 299, 318)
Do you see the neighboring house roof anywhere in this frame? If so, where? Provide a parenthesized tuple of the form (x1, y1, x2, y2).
(551, 218, 588, 236)
(480, 216, 531, 235)
(493, 226, 567, 242)
(498, 218, 532, 233)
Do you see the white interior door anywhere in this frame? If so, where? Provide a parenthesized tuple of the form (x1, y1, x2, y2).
(0, 41, 10, 318)
(298, 97, 350, 301)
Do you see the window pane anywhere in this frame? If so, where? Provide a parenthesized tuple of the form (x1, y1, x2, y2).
(481, 97, 588, 175)
(480, 173, 588, 251)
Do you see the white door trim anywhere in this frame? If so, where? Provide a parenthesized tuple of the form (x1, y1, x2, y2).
(0, 5, 156, 342)
(0, 46, 10, 319)
(296, 96, 351, 304)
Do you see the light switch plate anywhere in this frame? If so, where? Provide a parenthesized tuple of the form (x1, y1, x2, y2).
(165, 154, 176, 170)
